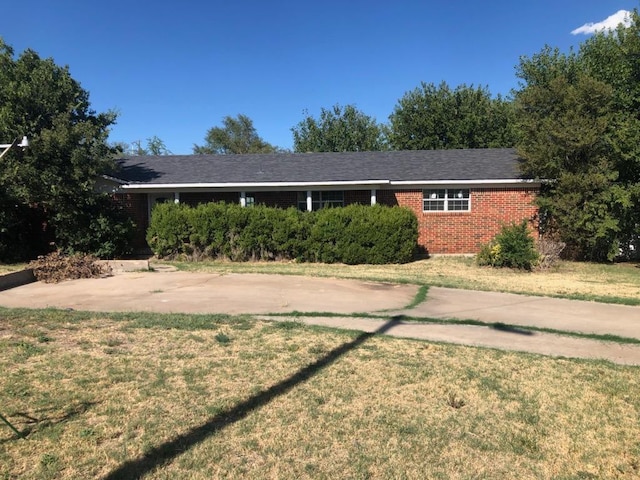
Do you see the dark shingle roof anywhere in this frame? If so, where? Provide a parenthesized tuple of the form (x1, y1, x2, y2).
(112, 148, 529, 185)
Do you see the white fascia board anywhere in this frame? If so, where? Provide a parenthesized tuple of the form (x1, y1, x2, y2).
(121, 180, 390, 190)
(390, 179, 540, 187)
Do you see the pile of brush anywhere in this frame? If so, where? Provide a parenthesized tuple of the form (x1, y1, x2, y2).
(28, 251, 111, 283)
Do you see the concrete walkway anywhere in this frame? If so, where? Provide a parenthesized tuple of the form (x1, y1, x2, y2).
(0, 271, 639, 365)
(270, 315, 640, 366)
(394, 287, 640, 340)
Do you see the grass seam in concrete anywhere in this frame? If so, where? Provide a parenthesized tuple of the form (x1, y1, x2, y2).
(265, 311, 640, 346)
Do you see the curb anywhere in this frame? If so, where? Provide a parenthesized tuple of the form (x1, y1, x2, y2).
(0, 269, 36, 291)
(97, 259, 150, 273)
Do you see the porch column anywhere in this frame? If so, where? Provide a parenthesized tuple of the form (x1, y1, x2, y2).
(370, 189, 377, 206)
(306, 190, 312, 212)
(240, 191, 247, 207)
(173, 192, 180, 204)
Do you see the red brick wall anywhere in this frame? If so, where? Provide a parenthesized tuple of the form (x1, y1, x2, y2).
(384, 188, 538, 254)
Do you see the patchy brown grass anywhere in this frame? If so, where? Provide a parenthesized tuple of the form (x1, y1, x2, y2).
(1, 310, 638, 479)
(163, 256, 640, 303)
(0, 263, 27, 275)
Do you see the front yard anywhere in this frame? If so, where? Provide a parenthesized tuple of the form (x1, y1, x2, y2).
(1, 310, 638, 479)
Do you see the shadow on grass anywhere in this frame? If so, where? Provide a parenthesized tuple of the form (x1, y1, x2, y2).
(0, 400, 99, 443)
(102, 318, 400, 480)
(490, 322, 535, 336)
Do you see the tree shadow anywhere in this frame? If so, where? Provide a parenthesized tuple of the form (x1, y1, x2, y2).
(102, 318, 400, 480)
(112, 160, 162, 183)
(490, 322, 535, 336)
(0, 400, 99, 442)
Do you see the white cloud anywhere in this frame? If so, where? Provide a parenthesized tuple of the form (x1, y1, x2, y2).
(571, 9, 632, 35)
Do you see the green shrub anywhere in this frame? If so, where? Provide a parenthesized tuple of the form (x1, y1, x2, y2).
(187, 202, 228, 258)
(271, 207, 311, 260)
(147, 201, 418, 264)
(146, 202, 192, 258)
(476, 221, 539, 270)
(302, 204, 417, 264)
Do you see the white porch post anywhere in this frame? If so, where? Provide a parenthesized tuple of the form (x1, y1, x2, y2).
(240, 191, 247, 207)
(306, 190, 312, 212)
(370, 189, 377, 206)
(173, 192, 180, 204)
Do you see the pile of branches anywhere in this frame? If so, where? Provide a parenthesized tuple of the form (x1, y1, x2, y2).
(28, 251, 112, 283)
(536, 238, 566, 270)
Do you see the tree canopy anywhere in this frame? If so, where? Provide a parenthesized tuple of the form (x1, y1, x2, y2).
(291, 104, 387, 152)
(193, 114, 278, 154)
(0, 38, 132, 260)
(125, 136, 173, 155)
(387, 82, 516, 150)
(514, 13, 640, 260)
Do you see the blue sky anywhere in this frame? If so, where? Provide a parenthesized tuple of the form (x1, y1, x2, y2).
(2, 1, 637, 154)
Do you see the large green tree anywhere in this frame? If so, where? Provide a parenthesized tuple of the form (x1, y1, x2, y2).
(515, 13, 640, 261)
(193, 114, 278, 154)
(291, 104, 387, 152)
(388, 82, 516, 150)
(0, 39, 132, 260)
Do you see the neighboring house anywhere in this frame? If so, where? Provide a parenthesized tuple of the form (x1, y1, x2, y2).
(102, 148, 540, 255)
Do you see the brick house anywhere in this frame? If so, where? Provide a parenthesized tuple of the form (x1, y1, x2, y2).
(102, 148, 540, 255)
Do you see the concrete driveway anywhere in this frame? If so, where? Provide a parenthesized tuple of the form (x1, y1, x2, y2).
(0, 271, 418, 315)
(1, 271, 639, 365)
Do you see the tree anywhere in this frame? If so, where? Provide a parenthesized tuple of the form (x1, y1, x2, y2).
(514, 13, 640, 261)
(0, 38, 133, 260)
(581, 15, 640, 258)
(193, 114, 278, 154)
(291, 104, 387, 152)
(125, 136, 172, 155)
(387, 81, 517, 150)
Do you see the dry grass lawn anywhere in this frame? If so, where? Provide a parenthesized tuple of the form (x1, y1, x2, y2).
(1, 310, 639, 479)
(0, 264, 27, 275)
(166, 256, 640, 303)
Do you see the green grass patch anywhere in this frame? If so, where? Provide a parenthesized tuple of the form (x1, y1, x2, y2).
(402, 284, 429, 309)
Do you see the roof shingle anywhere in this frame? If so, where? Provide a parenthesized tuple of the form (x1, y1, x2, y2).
(112, 148, 529, 185)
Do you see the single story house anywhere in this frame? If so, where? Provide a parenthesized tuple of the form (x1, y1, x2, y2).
(102, 148, 540, 255)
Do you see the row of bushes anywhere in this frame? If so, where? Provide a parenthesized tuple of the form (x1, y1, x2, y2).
(146, 202, 418, 264)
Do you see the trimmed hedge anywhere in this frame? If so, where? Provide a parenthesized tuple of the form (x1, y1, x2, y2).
(147, 202, 417, 264)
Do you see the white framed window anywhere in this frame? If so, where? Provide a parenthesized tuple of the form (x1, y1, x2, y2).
(423, 189, 470, 212)
(297, 191, 344, 211)
(239, 192, 256, 207)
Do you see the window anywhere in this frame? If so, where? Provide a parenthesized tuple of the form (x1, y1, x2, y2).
(239, 192, 256, 207)
(297, 191, 345, 211)
(423, 189, 470, 212)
